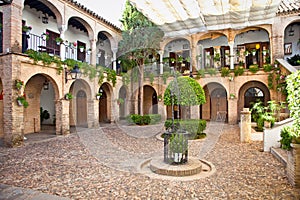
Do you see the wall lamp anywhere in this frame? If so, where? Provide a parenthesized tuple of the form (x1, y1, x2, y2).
(65, 64, 82, 83)
(43, 79, 49, 90)
(42, 13, 49, 24)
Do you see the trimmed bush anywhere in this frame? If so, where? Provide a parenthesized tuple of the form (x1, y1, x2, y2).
(128, 114, 161, 125)
(164, 119, 206, 139)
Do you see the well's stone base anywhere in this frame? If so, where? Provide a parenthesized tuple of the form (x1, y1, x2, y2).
(150, 157, 202, 177)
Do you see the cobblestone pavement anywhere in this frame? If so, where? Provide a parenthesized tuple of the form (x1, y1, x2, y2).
(0, 122, 299, 199)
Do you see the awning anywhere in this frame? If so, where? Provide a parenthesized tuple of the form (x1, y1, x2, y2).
(129, 0, 283, 37)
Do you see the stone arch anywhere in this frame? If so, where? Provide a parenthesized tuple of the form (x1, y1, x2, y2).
(202, 82, 228, 121)
(23, 74, 60, 134)
(143, 85, 158, 115)
(69, 79, 92, 127)
(284, 21, 300, 58)
(67, 16, 94, 39)
(99, 82, 113, 123)
(238, 81, 270, 119)
(0, 78, 3, 138)
(97, 31, 114, 67)
(234, 27, 270, 68)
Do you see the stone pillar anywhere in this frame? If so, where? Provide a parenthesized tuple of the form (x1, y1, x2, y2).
(93, 99, 99, 128)
(287, 143, 300, 188)
(159, 50, 164, 75)
(56, 99, 70, 135)
(90, 39, 97, 66)
(240, 108, 251, 142)
(3, 55, 25, 147)
(191, 35, 197, 72)
(112, 48, 118, 71)
(2, 0, 23, 53)
(59, 25, 68, 61)
(228, 41, 234, 70)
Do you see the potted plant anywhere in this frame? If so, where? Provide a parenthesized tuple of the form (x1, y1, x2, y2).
(96, 93, 102, 100)
(15, 79, 24, 90)
(117, 98, 124, 105)
(55, 37, 64, 45)
(157, 94, 162, 102)
(262, 49, 269, 56)
(249, 64, 259, 73)
(87, 48, 92, 55)
(79, 46, 85, 52)
(65, 93, 73, 100)
(230, 93, 236, 99)
(17, 95, 29, 108)
(244, 50, 249, 56)
(251, 49, 257, 56)
(22, 25, 32, 34)
(41, 32, 49, 41)
(169, 133, 188, 163)
(170, 57, 176, 64)
(262, 113, 275, 128)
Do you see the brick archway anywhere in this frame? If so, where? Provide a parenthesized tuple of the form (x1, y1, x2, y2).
(99, 82, 113, 123)
(202, 83, 227, 122)
(238, 81, 270, 120)
(119, 85, 127, 119)
(143, 85, 158, 115)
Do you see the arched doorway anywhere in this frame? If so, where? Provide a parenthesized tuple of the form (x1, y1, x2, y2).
(211, 88, 227, 121)
(99, 83, 112, 123)
(76, 90, 87, 127)
(40, 76, 56, 131)
(143, 85, 158, 114)
(201, 83, 227, 121)
(238, 81, 270, 119)
(244, 87, 264, 108)
(119, 86, 127, 119)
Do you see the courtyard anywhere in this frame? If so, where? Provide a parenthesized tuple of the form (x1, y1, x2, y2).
(0, 122, 299, 199)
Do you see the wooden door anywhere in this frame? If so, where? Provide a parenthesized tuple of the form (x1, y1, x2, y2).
(76, 90, 87, 127)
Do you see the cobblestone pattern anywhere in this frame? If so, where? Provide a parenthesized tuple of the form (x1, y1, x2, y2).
(0, 123, 299, 199)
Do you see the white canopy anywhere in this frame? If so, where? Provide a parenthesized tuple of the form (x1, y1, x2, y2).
(129, 0, 283, 37)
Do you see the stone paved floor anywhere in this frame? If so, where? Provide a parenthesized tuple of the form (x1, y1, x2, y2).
(0, 122, 299, 199)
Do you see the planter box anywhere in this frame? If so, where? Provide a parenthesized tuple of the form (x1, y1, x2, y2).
(287, 143, 300, 188)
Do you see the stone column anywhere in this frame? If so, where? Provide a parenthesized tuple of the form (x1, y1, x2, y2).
(287, 143, 300, 188)
(59, 25, 68, 61)
(159, 50, 164, 75)
(240, 108, 251, 142)
(90, 39, 97, 66)
(112, 48, 118, 71)
(228, 41, 234, 70)
(2, 0, 23, 53)
(191, 35, 197, 73)
(56, 99, 70, 135)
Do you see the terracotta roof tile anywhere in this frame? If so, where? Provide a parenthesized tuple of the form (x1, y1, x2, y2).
(277, 0, 300, 15)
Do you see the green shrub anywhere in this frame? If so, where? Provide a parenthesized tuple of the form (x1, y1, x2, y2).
(164, 119, 206, 139)
(221, 67, 230, 77)
(147, 114, 162, 124)
(249, 64, 259, 73)
(263, 64, 273, 72)
(280, 126, 293, 150)
(234, 66, 244, 76)
(142, 115, 151, 125)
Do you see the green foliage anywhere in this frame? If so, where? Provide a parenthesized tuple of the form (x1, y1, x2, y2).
(164, 119, 206, 139)
(163, 76, 206, 106)
(286, 70, 300, 142)
(263, 64, 273, 72)
(206, 68, 217, 76)
(250, 100, 282, 130)
(148, 114, 162, 124)
(249, 64, 259, 73)
(162, 72, 170, 84)
(149, 73, 155, 85)
(221, 67, 230, 77)
(287, 54, 300, 66)
(169, 133, 188, 153)
(268, 73, 273, 89)
(234, 66, 244, 76)
(280, 126, 293, 150)
(121, 72, 130, 86)
(195, 69, 205, 79)
(127, 114, 161, 125)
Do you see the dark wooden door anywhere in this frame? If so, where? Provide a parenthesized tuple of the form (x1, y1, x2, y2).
(76, 90, 87, 127)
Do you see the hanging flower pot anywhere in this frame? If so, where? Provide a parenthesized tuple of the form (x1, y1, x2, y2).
(79, 46, 85, 53)
(17, 100, 23, 106)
